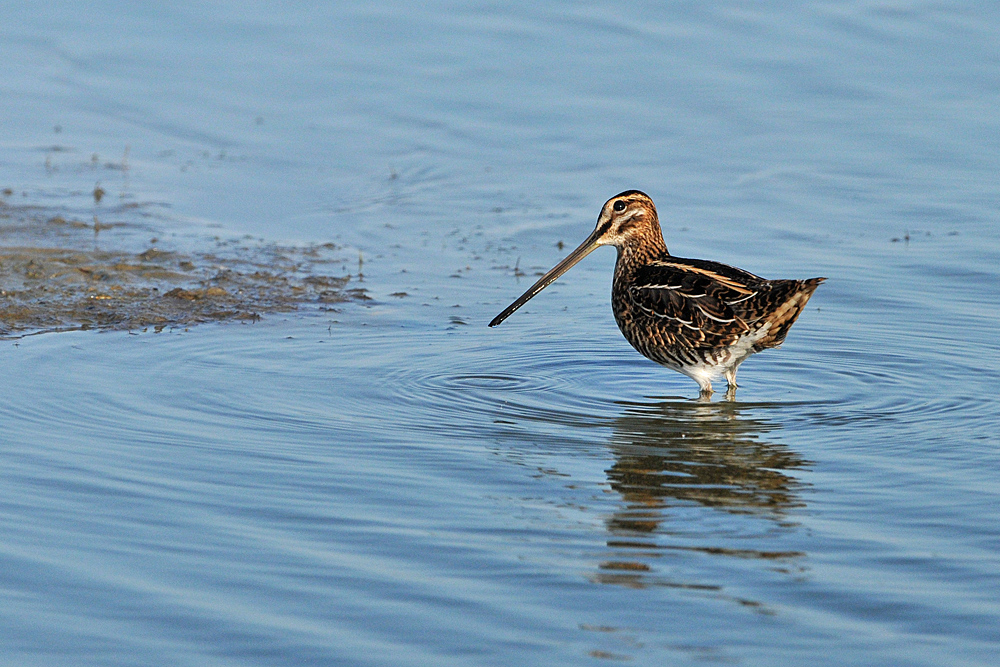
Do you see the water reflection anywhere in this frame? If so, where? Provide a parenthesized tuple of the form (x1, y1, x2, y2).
(607, 400, 809, 524)
(594, 399, 811, 597)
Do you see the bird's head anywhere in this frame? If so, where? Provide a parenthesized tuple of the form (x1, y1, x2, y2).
(591, 190, 662, 249)
(489, 190, 666, 327)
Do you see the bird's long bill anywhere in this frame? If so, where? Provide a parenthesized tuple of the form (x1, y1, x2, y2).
(488, 230, 602, 327)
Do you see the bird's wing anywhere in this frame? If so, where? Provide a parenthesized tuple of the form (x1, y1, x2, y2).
(626, 259, 766, 347)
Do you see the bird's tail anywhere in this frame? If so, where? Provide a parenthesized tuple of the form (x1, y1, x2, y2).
(754, 277, 825, 350)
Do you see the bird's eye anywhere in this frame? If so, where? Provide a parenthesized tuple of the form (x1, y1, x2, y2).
(613, 200, 626, 212)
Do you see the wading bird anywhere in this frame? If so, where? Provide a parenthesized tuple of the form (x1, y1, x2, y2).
(489, 190, 824, 397)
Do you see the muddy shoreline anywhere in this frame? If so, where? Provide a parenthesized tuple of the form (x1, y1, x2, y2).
(1, 197, 366, 337)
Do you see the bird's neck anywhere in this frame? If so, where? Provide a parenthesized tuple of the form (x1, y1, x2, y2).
(614, 236, 669, 278)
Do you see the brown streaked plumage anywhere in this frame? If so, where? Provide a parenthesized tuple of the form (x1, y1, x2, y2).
(489, 190, 825, 396)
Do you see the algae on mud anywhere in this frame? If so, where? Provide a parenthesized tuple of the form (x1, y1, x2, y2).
(0, 198, 367, 337)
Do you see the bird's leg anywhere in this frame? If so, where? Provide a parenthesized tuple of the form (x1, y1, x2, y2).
(697, 378, 714, 400)
(724, 384, 737, 402)
(724, 366, 739, 390)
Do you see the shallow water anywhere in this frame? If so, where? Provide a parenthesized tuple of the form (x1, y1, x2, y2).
(2, 2, 1000, 665)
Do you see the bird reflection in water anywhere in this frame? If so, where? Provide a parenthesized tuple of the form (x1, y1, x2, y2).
(592, 399, 811, 607)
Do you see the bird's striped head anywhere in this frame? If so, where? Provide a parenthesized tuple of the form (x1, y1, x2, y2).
(592, 190, 664, 250)
(488, 189, 666, 327)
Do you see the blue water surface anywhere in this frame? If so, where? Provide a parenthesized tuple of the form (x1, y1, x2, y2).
(2, 2, 999, 665)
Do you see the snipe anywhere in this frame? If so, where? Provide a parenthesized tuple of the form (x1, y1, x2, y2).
(489, 190, 824, 396)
